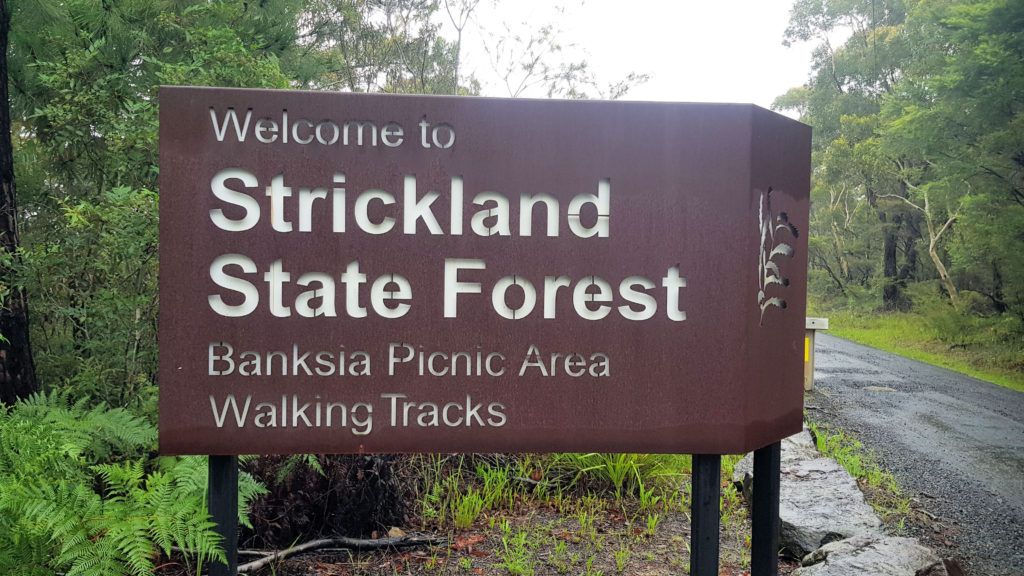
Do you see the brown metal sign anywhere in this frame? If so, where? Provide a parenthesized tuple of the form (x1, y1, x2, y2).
(158, 86, 810, 455)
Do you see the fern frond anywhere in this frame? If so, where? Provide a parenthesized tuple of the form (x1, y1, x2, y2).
(106, 519, 158, 576)
(0, 396, 227, 576)
(238, 469, 269, 529)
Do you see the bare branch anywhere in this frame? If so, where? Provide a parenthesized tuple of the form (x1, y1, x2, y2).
(878, 193, 924, 213)
(237, 534, 446, 574)
(934, 214, 957, 240)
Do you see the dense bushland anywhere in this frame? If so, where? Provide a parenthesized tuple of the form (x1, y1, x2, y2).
(779, 0, 1024, 385)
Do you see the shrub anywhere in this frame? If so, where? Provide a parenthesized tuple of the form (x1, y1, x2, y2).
(0, 392, 263, 576)
(242, 454, 412, 548)
(21, 188, 159, 414)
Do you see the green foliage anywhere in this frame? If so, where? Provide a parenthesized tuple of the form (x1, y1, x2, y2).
(274, 453, 327, 484)
(636, 477, 662, 512)
(779, 0, 1024, 338)
(612, 541, 631, 572)
(807, 421, 914, 524)
(496, 521, 537, 576)
(8, 0, 302, 413)
(291, 0, 470, 94)
(151, 5, 291, 89)
(551, 453, 689, 502)
(0, 393, 257, 575)
(477, 462, 513, 510)
(644, 513, 661, 536)
(416, 455, 490, 530)
(20, 188, 158, 413)
(453, 488, 484, 530)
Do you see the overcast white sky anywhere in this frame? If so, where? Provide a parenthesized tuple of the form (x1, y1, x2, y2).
(455, 0, 819, 111)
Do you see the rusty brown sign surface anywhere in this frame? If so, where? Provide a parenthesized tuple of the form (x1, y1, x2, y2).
(158, 86, 810, 455)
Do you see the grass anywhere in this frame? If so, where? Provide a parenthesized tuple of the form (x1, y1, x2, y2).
(325, 452, 759, 576)
(807, 421, 916, 529)
(550, 453, 690, 503)
(820, 308, 1024, 392)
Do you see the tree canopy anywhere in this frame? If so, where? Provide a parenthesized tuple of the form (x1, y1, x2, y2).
(776, 0, 1023, 329)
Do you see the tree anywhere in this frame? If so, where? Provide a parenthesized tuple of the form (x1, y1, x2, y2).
(0, 0, 38, 405)
(443, 0, 481, 94)
(293, 0, 476, 95)
(6, 0, 298, 411)
(900, 0, 1023, 315)
(778, 0, 1024, 323)
(869, 0, 1024, 311)
(777, 0, 917, 310)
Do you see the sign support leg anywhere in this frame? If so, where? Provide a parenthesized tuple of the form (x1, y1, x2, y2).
(690, 454, 721, 576)
(208, 455, 238, 576)
(752, 441, 782, 576)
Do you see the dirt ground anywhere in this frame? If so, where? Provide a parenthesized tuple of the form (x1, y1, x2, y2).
(233, 495, 799, 576)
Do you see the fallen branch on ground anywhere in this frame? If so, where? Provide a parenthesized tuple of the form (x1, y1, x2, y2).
(237, 534, 446, 573)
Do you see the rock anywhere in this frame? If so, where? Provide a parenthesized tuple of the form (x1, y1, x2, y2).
(915, 558, 968, 576)
(732, 430, 884, 558)
(793, 533, 939, 576)
(733, 428, 820, 487)
(782, 428, 822, 461)
(778, 458, 885, 557)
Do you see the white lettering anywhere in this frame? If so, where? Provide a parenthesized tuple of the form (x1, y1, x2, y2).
(662, 266, 687, 321)
(444, 259, 485, 318)
(403, 175, 442, 234)
(573, 276, 613, 320)
(209, 254, 259, 317)
(210, 394, 251, 428)
(568, 178, 610, 238)
(354, 189, 396, 234)
(210, 169, 260, 231)
(210, 108, 252, 142)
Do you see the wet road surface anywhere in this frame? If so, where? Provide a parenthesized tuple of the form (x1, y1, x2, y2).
(806, 334, 1024, 576)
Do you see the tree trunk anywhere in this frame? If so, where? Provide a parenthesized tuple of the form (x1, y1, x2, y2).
(883, 213, 901, 278)
(880, 188, 962, 310)
(988, 263, 1007, 314)
(929, 235, 960, 309)
(899, 232, 918, 280)
(881, 212, 903, 310)
(921, 194, 960, 310)
(830, 221, 850, 280)
(0, 0, 39, 406)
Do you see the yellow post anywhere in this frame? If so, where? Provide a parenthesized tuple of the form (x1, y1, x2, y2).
(804, 318, 829, 391)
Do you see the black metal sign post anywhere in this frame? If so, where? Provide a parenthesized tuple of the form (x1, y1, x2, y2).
(690, 454, 721, 576)
(752, 441, 783, 576)
(691, 445, 782, 576)
(208, 455, 239, 576)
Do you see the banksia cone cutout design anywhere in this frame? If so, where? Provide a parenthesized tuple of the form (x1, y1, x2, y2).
(758, 187, 799, 325)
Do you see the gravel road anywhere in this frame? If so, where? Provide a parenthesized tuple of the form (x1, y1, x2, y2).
(805, 334, 1024, 576)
